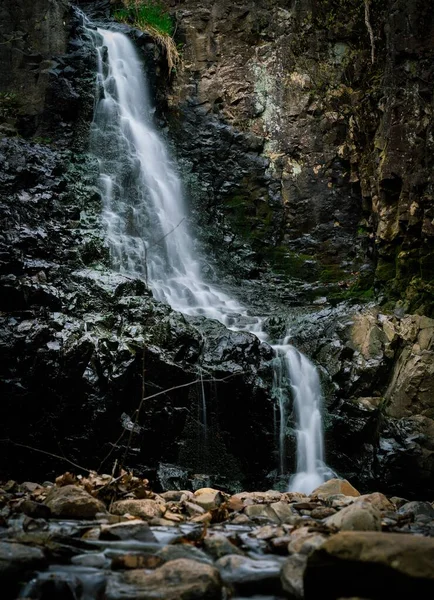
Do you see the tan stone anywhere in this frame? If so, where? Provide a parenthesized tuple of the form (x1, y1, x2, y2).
(244, 504, 281, 523)
(325, 502, 381, 531)
(270, 500, 294, 523)
(111, 499, 164, 521)
(232, 490, 283, 504)
(385, 346, 434, 418)
(106, 558, 222, 600)
(193, 488, 225, 510)
(312, 479, 360, 498)
(356, 492, 394, 512)
(44, 485, 106, 519)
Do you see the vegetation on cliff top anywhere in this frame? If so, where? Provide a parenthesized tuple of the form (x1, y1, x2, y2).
(113, 0, 180, 71)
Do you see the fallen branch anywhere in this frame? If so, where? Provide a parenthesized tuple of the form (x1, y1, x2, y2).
(0, 439, 90, 473)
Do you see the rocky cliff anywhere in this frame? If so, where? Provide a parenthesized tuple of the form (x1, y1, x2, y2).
(0, 0, 433, 497)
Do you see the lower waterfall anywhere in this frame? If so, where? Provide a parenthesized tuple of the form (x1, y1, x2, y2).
(89, 25, 332, 494)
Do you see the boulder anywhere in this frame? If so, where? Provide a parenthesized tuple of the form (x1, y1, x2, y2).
(204, 534, 244, 559)
(99, 520, 157, 542)
(398, 501, 434, 520)
(325, 502, 381, 532)
(305, 531, 434, 599)
(106, 558, 222, 600)
(110, 499, 164, 520)
(193, 488, 225, 511)
(44, 485, 106, 519)
(0, 541, 46, 582)
(216, 554, 284, 595)
(281, 554, 307, 599)
(312, 479, 360, 498)
(244, 504, 281, 523)
(356, 492, 394, 512)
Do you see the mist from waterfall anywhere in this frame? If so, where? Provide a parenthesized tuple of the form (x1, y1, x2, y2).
(89, 25, 331, 494)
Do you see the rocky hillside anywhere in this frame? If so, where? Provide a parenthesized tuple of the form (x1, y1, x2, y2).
(0, 0, 433, 497)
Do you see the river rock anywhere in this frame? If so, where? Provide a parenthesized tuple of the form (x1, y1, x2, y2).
(325, 502, 381, 531)
(193, 488, 225, 510)
(312, 479, 360, 498)
(304, 531, 434, 599)
(44, 485, 106, 519)
(0, 541, 47, 581)
(281, 553, 307, 599)
(204, 534, 244, 559)
(244, 504, 281, 523)
(157, 544, 213, 565)
(216, 554, 284, 595)
(397, 501, 434, 520)
(99, 520, 157, 542)
(106, 558, 222, 600)
(110, 499, 164, 520)
(356, 492, 394, 512)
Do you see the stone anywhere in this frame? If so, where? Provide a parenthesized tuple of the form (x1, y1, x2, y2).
(71, 553, 111, 569)
(157, 544, 213, 566)
(18, 499, 51, 519)
(184, 501, 206, 516)
(216, 554, 284, 595)
(0, 541, 47, 581)
(44, 485, 106, 519)
(160, 490, 192, 501)
(305, 531, 434, 599)
(311, 507, 337, 519)
(288, 532, 328, 556)
(398, 501, 434, 520)
(312, 479, 360, 498)
(106, 558, 222, 600)
(232, 491, 283, 504)
(111, 499, 164, 521)
(193, 488, 225, 511)
(99, 520, 157, 542)
(281, 553, 307, 599)
(270, 500, 295, 523)
(203, 534, 244, 559)
(325, 502, 381, 532)
(356, 492, 394, 512)
(244, 504, 281, 523)
(111, 554, 163, 570)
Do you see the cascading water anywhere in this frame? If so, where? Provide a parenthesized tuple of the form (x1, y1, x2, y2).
(89, 24, 332, 494)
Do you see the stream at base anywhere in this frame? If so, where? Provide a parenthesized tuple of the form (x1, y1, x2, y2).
(89, 22, 332, 494)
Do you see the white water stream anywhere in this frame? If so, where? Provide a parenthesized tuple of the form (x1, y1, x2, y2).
(90, 27, 331, 494)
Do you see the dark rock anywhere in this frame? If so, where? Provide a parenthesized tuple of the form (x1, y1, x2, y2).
(398, 501, 434, 520)
(99, 521, 157, 543)
(106, 558, 222, 600)
(280, 553, 307, 599)
(304, 531, 434, 599)
(157, 544, 213, 565)
(216, 554, 284, 596)
(18, 500, 51, 520)
(0, 541, 46, 587)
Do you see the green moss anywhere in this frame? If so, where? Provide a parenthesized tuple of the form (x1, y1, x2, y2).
(114, 1, 174, 37)
(319, 263, 346, 283)
(375, 259, 396, 282)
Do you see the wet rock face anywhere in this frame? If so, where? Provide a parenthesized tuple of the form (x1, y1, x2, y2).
(0, 0, 70, 130)
(288, 304, 434, 498)
(0, 5, 279, 489)
(168, 0, 434, 311)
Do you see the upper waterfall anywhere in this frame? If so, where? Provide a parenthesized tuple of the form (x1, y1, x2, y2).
(90, 26, 332, 494)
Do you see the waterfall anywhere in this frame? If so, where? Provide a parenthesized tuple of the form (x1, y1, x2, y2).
(89, 25, 332, 494)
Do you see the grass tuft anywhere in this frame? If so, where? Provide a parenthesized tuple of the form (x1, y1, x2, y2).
(114, 1, 180, 72)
